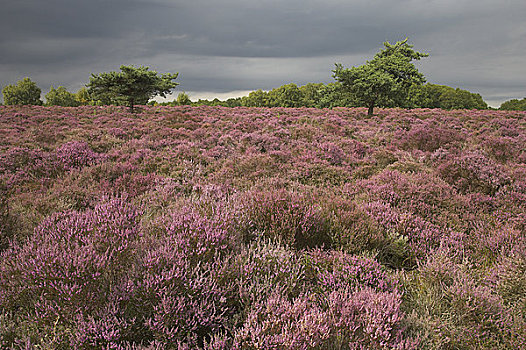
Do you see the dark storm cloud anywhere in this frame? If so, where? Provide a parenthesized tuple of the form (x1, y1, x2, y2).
(1, 0, 525, 106)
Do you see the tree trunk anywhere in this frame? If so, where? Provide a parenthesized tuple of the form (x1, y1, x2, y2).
(367, 101, 375, 116)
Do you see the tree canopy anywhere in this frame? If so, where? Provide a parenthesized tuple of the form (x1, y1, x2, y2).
(409, 83, 487, 110)
(2, 77, 42, 106)
(500, 97, 526, 111)
(86, 65, 179, 112)
(333, 38, 428, 115)
(176, 92, 192, 105)
(45, 86, 79, 107)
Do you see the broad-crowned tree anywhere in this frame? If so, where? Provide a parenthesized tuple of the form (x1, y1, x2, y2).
(2, 77, 42, 106)
(87, 65, 178, 112)
(333, 39, 428, 116)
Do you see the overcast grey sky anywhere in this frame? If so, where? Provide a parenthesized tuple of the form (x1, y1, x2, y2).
(1, 0, 525, 107)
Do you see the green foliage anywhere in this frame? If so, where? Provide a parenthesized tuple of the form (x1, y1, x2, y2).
(240, 82, 357, 109)
(45, 86, 79, 107)
(440, 88, 487, 110)
(267, 83, 303, 107)
(299, 83, 324, 107)
(317, 82, 359, 108)
(410, 83, 488, 109)
(242, 89, 270, 107)
(2, 78, 42, 106)
(333, 38, 428, 115)
(86, 65, 178, 112)
(75, 87, 91, 106)
(500, 97, 526, 111)
(408, 83, 446, 109)
(176, 92, 192, 105)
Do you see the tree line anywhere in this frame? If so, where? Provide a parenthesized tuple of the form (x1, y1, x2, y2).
(0, 77, 493, 111)
(169, 82, 488, 111)
(1, 39, 523, 112)
(1, 67, 178, 112)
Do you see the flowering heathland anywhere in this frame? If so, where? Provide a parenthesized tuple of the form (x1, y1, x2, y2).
(1, 105, 525, 348)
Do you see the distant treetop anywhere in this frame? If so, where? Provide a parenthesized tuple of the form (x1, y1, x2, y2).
(86, 65, 179, 112)
(333, 38, 428, 115)
(500, 97, 526, 111)
(2, 77, 42, 106)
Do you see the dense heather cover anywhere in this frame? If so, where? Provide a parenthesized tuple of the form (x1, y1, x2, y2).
(0, 105, 525, 349)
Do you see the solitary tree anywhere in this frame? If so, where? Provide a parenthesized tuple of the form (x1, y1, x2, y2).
(176, 92, 192, 105)
(45, 86, 79, 107)
(333, 38, 428, 116)
(2, 77, 42, 105)
(87, 65, 178, 112)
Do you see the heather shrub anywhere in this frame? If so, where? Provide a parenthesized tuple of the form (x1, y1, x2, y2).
(437, 150, 511, 195)
(386, 159, 426, 174)
(319, 196, 383, 254)
(157, 206, 235, 265)
(55, 141, 103, 170)
(306, 250, 397, 293)
(236, 189, 332, 249)
(233, 287, 417, 349)
(0, 198, 143, 347)
(224, 239, 305, 309)
(41, 176, 100, 212)
(439, 276, 510, 348)
(491, 249, 526, 315)
(319, 141, 346, 165)
(216, 153, 281, 185)
(233, 291, 331, 349)
(351, 164, 378, 179)
(483, 136, 520, 162)
(361, 201, 443, 269)
(373, 149, 398, 168)
(398, 121, 464, 152)
(141, 258, 232, 347)
(2, 106, 526, 347)
(0, 147, 63, 187)
(0, 180, 11, 250)
(358, 170, 457, 218)
(293, 160, 351, 186)
(326, 287, 418, 349)
(404, 250, 520, 349)
(464, 224, 525, 266)
(136, 207, 237, 347)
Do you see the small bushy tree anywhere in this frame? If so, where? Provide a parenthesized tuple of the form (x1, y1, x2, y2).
(2, 77, 42, 105)
(176, 92, 192, 105)
(45, 86, 79, 107)
(75, 87, 91, 106)
(333, 38, 428, 115)
(87, 65, 179, 112)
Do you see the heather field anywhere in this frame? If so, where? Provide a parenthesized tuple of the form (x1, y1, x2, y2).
(1, 105, 526, 349)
